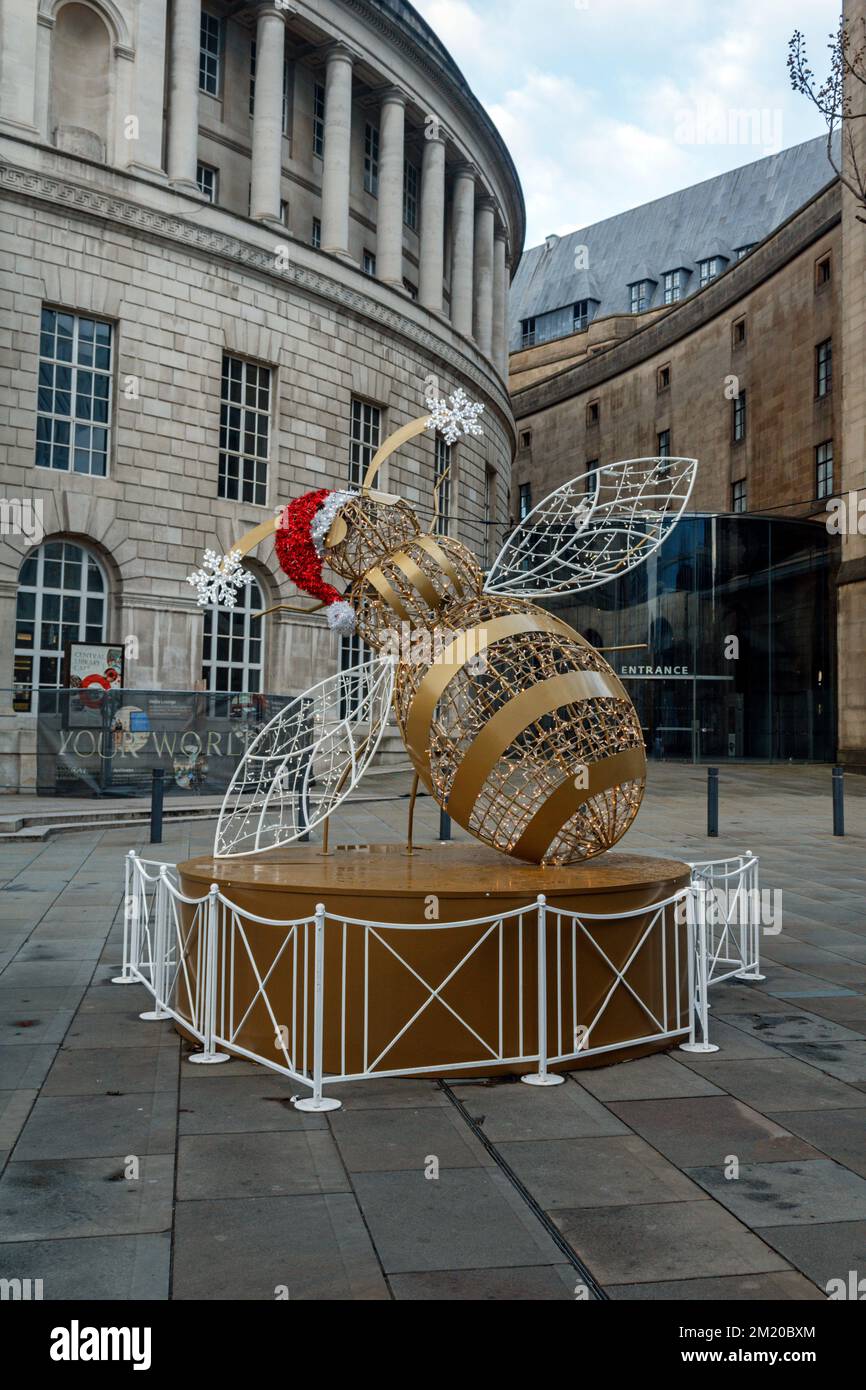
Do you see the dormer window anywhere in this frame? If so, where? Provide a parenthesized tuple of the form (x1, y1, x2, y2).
(736, 245, 755, 261)
(629, 281, 650, 314)
(663, 270, 684, 305)
(521, 317, 536, 348)
(573, 300, 590, 332)
(699, 257, 723, 288)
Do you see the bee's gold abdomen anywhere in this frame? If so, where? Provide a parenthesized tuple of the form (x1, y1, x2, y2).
(393, 596, 646, 865)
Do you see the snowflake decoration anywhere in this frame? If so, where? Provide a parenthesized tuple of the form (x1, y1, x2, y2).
(187, 549, 254, 608)
(425, 387, 485, 446)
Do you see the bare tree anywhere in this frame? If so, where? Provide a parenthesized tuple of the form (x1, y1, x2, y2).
(788, 14, 866, 222)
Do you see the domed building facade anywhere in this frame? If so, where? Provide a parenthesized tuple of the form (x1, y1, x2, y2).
(0, 0, 524, 789)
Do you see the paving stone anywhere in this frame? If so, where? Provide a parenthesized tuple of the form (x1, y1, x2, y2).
(686, 1158, 866, 1227)
(329, 1105, 490, 1172)
(793, 997, 866, 1031)
(575, 1053, 724, 1102)
(0, 1155, 174, 1240)
(778, 1040, 866, 1084)
(42, 1046, 179, 1097)
(605, 1271, 825, 1300)
(12, 1091, 178, 1160)
(0, 1044, 57, 1089)
(176, 1130, 349, 1200)
(684, 1017, 779, 1058)
(0, 1234, 170, 1300)
(609, 1096, 820, 1166)
(77, 981, 156, 1014)
(14, 939, 104, 963)
(307, 1076, 447, 1109)
(676, 1057, 866, 1111)
(0, 960, 97, 989)
(754, 1221, 866, 1293)
(389, 1265, 579, 1300)
(171, 1194, 389, 1300)
(451, 1077, 630, 1141)
(767, 1109, 866, 1179)
(62, 1011, 177, 1050)
(551, 1201, 789, 1284)
(177, 1075, 328, 1133)
(0, 1089, 36, 1151)
(0, 1005, 74, 1047)
(715, 1011, 865, 1045)
(351, 1167, 564, 1272)
(499, 1135, 705, 1209)
(0, 984, 87, 1012)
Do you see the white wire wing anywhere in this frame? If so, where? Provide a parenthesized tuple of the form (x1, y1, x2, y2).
(214, 657, 395, 858)
(484, 456, 698, 598)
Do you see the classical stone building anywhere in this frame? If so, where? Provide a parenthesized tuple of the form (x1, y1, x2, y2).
(508, 109, 866, 768)
(0, 0, 524, 790)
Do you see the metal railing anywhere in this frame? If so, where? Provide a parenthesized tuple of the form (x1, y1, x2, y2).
(112, 849, 767, 1109)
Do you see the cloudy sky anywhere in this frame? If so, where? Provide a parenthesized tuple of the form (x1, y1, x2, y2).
(413, 0, 841, 249)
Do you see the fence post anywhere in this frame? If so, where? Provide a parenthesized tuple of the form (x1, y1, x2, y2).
(707, 767, 719, 837)
(736, 852, 765, 982)
(680, 881, 719, 1054)
(140, 866, 172, 1020)
(112, 850, 140, 984)
(522, 895, 565, 1087)
(150, 767, 165, 845)
(293, 904, 341, 1111)
(188, 883, 230, 1065)
(833, 766, 845, 837)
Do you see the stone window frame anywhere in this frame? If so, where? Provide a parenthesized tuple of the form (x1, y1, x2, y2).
(732, 315, 747, 349)
(587, 399, 600, 428)
(14, 539, 108, 713)
(732, 478, 747, 513)
(199, 10, 223, 98)
(657, 363, 671, 393)
(249, 37, 257, 118)
(585, 459, 599, 496)
(816, 339, 833, 398)
(815, 441, 834, 501)
(519, 429, 532, 451)
(348, 397, 382, 489)
(201, 569, 266, 695)
(312, 82, 326, 159)
(218, 354, 272, 508)
(403, 158, 419, 229)
(362, 248, 377, 277)
(311, 216, 322, 249)
(364, 122, 380, 197)
(434, 432, 453, 537)
(815, 252, 832, 292)
(197, 162, 219, 204)
(732, 389, 747, 444)
(36, 306, 113, 478)
(518, 482, 532, 520)
(657, 429, 671, 459)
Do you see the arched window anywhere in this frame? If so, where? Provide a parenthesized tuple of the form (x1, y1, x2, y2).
(15, 540, 108, 711)
(202, 576, 265, 693)
(52, 2, 111, 162)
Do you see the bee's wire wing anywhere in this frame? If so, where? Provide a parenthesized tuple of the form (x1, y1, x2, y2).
(214, 657, 395, 858)
(484, 456, 697, 599)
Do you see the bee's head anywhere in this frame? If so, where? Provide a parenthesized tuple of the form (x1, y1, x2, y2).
(323, 492, 421, 580)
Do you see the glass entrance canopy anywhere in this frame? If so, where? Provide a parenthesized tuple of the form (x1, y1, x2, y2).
(546, 513, 838, 763)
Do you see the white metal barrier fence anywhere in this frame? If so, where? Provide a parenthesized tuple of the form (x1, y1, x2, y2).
(113, 851, 764, 1109)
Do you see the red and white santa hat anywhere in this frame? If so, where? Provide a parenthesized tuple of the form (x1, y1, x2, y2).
(274, 488, 358, 635)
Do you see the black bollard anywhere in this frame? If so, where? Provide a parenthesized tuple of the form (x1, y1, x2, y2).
(439, 808, 452, 842)
(707, 766, 719, 838)
(150, 767, 165, 845)
(833, 765, 845, 837)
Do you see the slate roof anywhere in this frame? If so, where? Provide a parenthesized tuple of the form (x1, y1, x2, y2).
(509, 135, 839, 351)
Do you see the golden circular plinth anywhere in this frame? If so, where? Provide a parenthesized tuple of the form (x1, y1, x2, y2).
(177, 844, 690, 1077)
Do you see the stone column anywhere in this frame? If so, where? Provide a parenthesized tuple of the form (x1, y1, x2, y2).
(320, 44, 354, 259)
(377, 88, 406, 286)
(125, 0, 168, 176)
(0, 0, 39, 135)
(492, 230, 509, 377)
(166, 0, 201, 191)
(450, 165, 476, 337)
(419, 130, 446, 312)
(473, 197, 496, 356)
(250, 6, 287, 223)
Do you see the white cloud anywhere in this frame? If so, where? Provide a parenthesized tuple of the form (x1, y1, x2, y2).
(413, 0, 841, 247)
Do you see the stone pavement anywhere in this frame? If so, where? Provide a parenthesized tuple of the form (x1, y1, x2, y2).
(0, 764, 864, 1301)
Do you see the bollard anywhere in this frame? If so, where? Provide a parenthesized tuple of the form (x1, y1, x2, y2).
(439, 807, 452, 842)
(833, 765, 845, 837)
(707, 766, 719, 838)
(150, 767, 165, 845)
